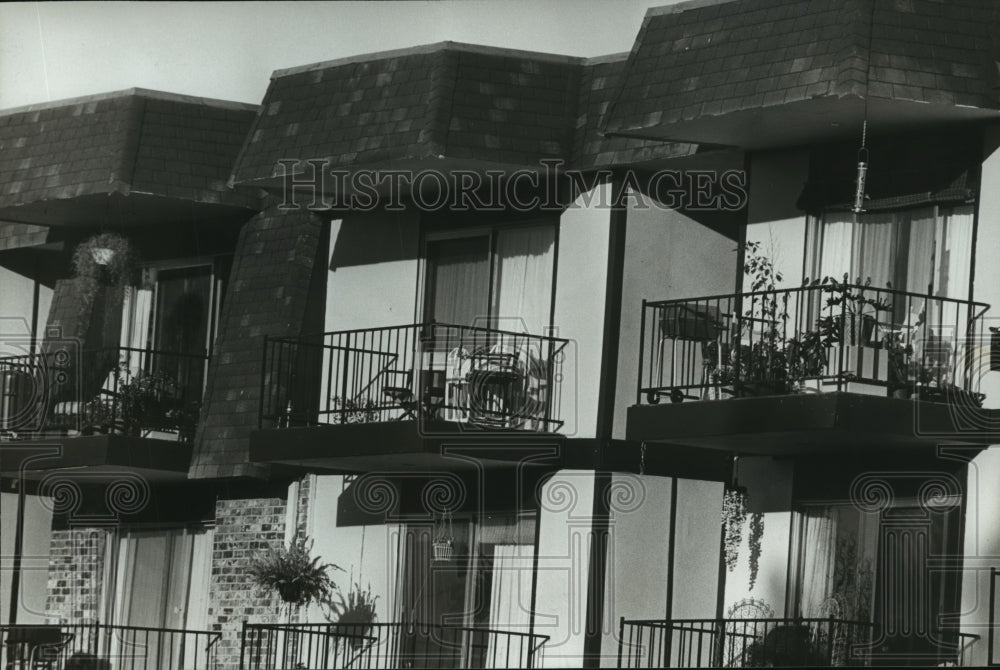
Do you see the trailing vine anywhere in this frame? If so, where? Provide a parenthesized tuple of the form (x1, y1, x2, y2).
(748, 512, 764, 590)
(722, 486, 748, 572)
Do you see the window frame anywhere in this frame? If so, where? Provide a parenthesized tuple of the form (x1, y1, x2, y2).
(415, 218, 559, 333)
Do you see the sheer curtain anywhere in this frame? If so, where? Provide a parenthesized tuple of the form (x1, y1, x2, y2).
(119, 285, 153, 379)
(936, 205, 974, 301)
(906, 207, 938, 297)
(798, 509, 837, 618)
(816, 212, 854, 282)
(112, 528, 207, 669)
(492, 226, 555, 335)
(425, 237, 491, 326)
(856, 212, 896, 289)
(485, 545, 535, 668)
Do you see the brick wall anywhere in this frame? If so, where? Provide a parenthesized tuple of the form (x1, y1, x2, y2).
(208, 496, 289, 670)
(189, 204, 327, 479)
(45, 527, 112, 623)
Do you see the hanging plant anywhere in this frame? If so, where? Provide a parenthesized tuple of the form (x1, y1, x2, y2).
(71, 232, 138, 306)
(248, 535, 342, 608)
(722, 486, 748, 572)
(433, 510, 455, 562)
(748, 512, 764, 591)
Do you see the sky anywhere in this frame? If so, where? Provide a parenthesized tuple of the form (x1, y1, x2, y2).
(0, 1, 679, 110)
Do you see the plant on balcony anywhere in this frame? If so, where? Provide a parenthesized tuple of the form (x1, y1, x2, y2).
(732, 242, 792, 396)
(743, 625, 828, 667)
(249, 535, 342, 608)
(331, 396, 379, 423)
(323, 582, 379, 647)
(722, 486, 748, 572)
(116, 366, 181, 437)
(812, 275, 892, 347)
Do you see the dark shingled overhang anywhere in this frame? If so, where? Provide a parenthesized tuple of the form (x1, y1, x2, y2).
(603, 0, 1000, 149)
(0, 88, 261, 228)
(229, 42, 705, 196)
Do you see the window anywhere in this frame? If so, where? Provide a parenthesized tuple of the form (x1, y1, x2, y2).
(806, 204, 974, 301)
(119, 260, 224, 402)
(394, 514, 537, 667)
(790, 498, 963, 663)
(422, 223, 556, 335)
(106, 526, 214, 667)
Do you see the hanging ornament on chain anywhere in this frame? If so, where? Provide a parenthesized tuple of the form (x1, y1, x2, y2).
(853, 0, 877, 214)
(853, 122, 869, 214)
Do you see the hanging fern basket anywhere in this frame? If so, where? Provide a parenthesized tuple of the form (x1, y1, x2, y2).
(277, 581, 306, 605)
(72, 232, 137, 289)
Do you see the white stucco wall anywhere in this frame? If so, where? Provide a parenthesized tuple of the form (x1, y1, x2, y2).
(0, 491, 54, 624)
(598, 474, 672, 668)
(297, 475, 399, 625)
(743, 149, 811, 290)
(0, 265, 52, 351)
(325, 211, 421, 332)
(553, 184, 611, 438)
(534, 470, 596, 668)
(722, 457, 794, 618)
(959, 123, 1000, 665)
(614, 192, 740, 440)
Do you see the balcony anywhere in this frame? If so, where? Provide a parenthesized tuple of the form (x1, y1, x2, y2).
(1, 622, 220, 670)
(240, 621, 548, 669)
(617, 618, 978, 668)
(0, 347, 207, 480)
(627, 283, 1000, 456)
(251, 323, 569, 472)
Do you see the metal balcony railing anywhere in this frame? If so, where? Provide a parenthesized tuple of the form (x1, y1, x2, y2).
(260, 323, 568, 432)
(1, 622, 221, 670)
(618, 617, 874, 668)
(0, 346, 208, 442)
(240, 621, 549, 669)
(637, 283, 989, 406)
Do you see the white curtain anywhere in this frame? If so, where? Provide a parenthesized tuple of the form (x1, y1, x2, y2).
(119, 285, 153, 379)
(816, 212, 854, 283)
(485, 545, 535, 668)
(110, 528, 208, 670)
(493, 226, 555, 335)
(906, 207, 938, 297)
(936, 205, 974, 301)
(856, 212, 896, 289)
(798, 509, 836, 618)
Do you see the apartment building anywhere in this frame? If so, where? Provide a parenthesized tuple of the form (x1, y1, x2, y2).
(3, 0, 1000, 668)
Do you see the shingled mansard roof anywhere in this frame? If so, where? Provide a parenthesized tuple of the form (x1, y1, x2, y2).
(0, 88, 260, 228)
(603, 0, 1000, 148)
(230, 42, 693, 189)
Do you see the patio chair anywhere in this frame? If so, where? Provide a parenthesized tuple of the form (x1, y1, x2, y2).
(3, 626, 73, 670)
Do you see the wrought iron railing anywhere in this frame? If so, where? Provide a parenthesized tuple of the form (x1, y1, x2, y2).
(637, 283, 989, 405)
(0, 622, 221, 670)
(618, 617, 874, 668)
(618, 618, 981, 668)
(259, 323, 568, 432)
(0, 346, 208, 442)
(240, 621, 549, 669)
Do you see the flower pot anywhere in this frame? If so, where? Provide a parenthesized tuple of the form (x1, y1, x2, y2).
(91, 247, 115, 266)
(277, 581, 304, 604)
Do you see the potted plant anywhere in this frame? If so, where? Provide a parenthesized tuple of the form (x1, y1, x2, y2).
(115, 366, 180, 437)
(323, 582, 379, 648)
(248, 536, 341, 608)
(71, 232, 137, 300)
